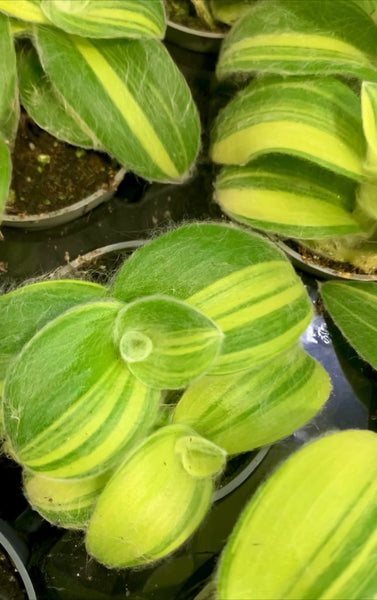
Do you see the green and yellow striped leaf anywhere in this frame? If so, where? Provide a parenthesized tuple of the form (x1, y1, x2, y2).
(86, 424, 224, 567)
(354, 0, 377, 22)
(3, 301, 161, 478)
(9, 17, 33, 36)
(24, 469, 110, 529)
(321, 280, 377, 371)
(210, 0, 255, 25)
(114, 296, 223, 389)
(173, 344, 331, 454)
(0, 279, 106, 381)
(0, 137, 11, 219)
(18, 44, 101, 148)
(361, 81, 377, 177)
(34, 27, 200, 181)
(216, 0, 377, 82)
(40, 0, 165, 39)
(0, 0, 49, 23)
(0, 14, 19, 145)
(215, 155, 362, 239)
(112, 224, 312, 374)
(211, 76, 366, 182)
(217, 429, 377, 600)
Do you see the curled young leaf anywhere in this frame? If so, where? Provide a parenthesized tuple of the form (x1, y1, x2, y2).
(114, 295, 223, 389)
(112, 223, 312, 374)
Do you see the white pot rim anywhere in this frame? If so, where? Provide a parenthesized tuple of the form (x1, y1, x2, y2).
(2, 167, 126, 230)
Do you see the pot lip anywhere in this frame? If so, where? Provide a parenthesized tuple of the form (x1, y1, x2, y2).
(0, 518, 37, 600)
(272, 236, 377, 282)
(166, 18, 226, 39)
(165, 19, 225, 52)
(2, 167, 126, 231)
(213, 446, 270, 502)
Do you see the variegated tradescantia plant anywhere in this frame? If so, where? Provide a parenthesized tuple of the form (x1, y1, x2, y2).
(216, 429, 377, 600)
(0, 0, 201, 219)
(211, 0, 377, 274)
(0, 223, 331, 567)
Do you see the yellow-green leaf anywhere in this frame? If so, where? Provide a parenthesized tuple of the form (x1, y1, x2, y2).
(215, 155, 361, 239)
(40, 0, 165, 39)
(217, 0, 377, 82)
(86, 424, 222, 567)
(217, 430, 377, 600)
(18, 44, 101, 148)
(112, 223, 312, 374)
(210, 0, 255, 25)
(0, 13, 19, 145)
(24, 469, 110, 529)
(0, 137, 11, 220)
(34, 27, 200, 181)
(0, 279, 107, 381)
(173, 344, 331, 454)
(0, 0, 49, 23)
(321, 280, 377, 371)
(211, 76, 365, 182)
(114, 295, 223, 389)
(3, 301, 161, 478)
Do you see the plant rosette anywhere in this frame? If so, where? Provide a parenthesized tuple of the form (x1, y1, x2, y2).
(211, 0, 377, 278)
(0, 0, 201, 221)
(0, 222, 331, 568)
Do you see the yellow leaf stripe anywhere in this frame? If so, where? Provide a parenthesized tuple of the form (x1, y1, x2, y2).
(73, 36, 179, 179)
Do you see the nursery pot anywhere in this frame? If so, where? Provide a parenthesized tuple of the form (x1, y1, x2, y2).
(271, 236, 377, 282)
(0, 519, 37, 600)
(3, 167, 126, 231)
(166, 19, 225, 53)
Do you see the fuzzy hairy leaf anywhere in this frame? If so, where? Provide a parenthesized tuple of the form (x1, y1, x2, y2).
(217, 0, 377, 82)
(24, 469, 110, 529)
(40, 0, 165, 39)
(86, 424, 222, 567)
(217, 430, 377, 600)
(215, 155, 362, 239)
(361, 81, 377, 176)
(0, 279, 107, 381)
(0, 137, 11, 219)
(321, 280, 377, 370)
(211, 76, 365, 181)
(18, 44, 100, 148)
(3, 301, 161, 478)
(0, 0, 49, 23)
(112, 224, 312, 374)
(0, 14, 19, 145)
(173, 344, 331, 454)
(34, 27, 200, 181)
(114, 296, 223, 389)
